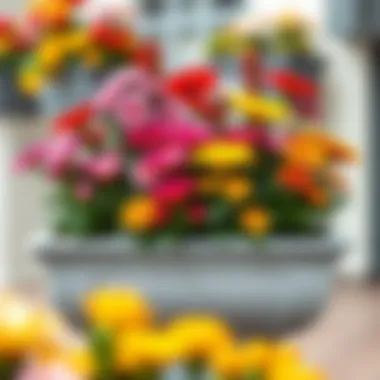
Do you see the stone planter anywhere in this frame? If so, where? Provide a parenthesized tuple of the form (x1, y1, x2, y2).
(38, 66, 112, 117)
(34, 235, 344, 334)
(0, 68, 36, 117)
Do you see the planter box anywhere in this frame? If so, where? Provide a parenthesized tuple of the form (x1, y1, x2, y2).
(0, 69, 37, 117)
(35, 235, 344, 334)
(38, 66, 112, 117)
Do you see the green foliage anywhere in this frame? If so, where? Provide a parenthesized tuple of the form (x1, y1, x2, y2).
(51, 180, 127, 236)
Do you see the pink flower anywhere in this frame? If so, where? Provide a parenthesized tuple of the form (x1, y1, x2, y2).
(13, 141, 47, 173)
(93, 67, 159, 128)
(133, 145, 188, 188)
(44, 134, 81, 178)
(17, 362, 83, 380)
(127, 121, 212, 152)
(87, 153, 123, 182)
(75, 181, 94, 202)
(153, 177, 195, 206)
(93, 67, 192, 131)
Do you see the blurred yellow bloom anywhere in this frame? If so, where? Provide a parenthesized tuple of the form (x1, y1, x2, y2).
(211, 346, 245, 379)
(84, 287, 153, 331)
(119, 196, 160, 232)
(270, 344, 324, 380)
(240, 207, 272, 236)
(19, 69, 45, 95)
(239, 340, 274, 372)
(168, 315, 233, 362)
(0, 293, 40, 358)
(223, 177, 253, 203)
(116, 330, 183, 373)
(229, 91, 291, 123)
(64, 343, 94, 377)
(193, 140, 255, 170)
(38, 37, 65, 72)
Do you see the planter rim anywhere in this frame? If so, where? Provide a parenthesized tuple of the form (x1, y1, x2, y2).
(33, 232, 347, 264)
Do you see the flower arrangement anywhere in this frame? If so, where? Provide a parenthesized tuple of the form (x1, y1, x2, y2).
(0, 288, 325, 380)
(16, 57, 356, 238)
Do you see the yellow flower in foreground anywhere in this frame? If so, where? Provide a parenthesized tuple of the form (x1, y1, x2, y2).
(193, 140, 255, 170)
(84, 287, 153, 331)
(211, 346, 245, 379)
(0, 293, 39, 358)
(229, 91, 291, 123)
(270, 344, 324, 380)
(19, 69, 44, 95)
(223, 177, 253, 203)
(119, 196, 160, 232)
(240, 340, 274, 372)
(240, 207, 272, 236)
(168, 315, 233, 362)
(63, 343, 95, 377)
(116, 331, 182, 373)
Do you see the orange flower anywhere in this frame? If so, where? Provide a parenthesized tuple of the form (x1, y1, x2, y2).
(223, 177, 253, 203)
(283, 130, 327, 170)
(240, 208, 272, 236)
(119, 196, 161, 233)
(277, 164, 314, 194)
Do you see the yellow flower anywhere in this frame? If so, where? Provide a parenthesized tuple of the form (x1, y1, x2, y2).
(119, 196, 160, 232)
(229, 91, 291, 123)
(211, 346, 245, 379)
(84, 287, 153, 331)
(239, 340, 274, 372)
(19, 69, 45, 95)
(0, 293, 40, 358)
(223, 177, 253, 203)
(168, 315, 233, 362)
(64, 343, 95, 377)
(115, 330, 182, 373)
(270, 344, 324, 380)
(65, 30, 89, 53)
(240, 207, 272, 236)
(38, 37, 65, 72)
(193, 140, 255, 170)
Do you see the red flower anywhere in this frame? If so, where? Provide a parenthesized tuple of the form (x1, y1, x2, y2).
(53, 102, 94, 135)
(134, 41, 161, 74)
(166, 66, 219, 110)
(268, 69, 318, 99)
(89, 22, 131, 52)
